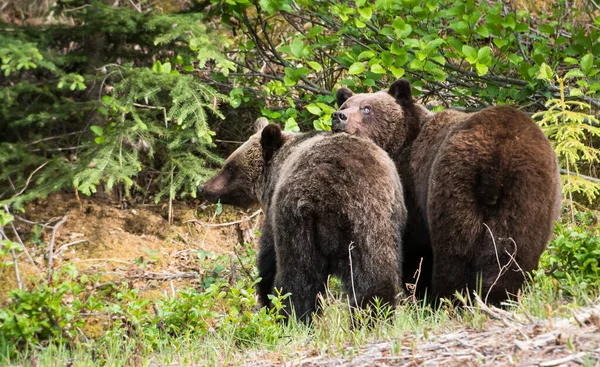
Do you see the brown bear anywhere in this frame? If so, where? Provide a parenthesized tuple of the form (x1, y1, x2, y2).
(332, 79, 562, 305)
(200, 118, 407, 322)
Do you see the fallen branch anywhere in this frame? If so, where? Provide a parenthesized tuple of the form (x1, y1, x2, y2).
(12, 162, 49, 197)
(4, 205, 38, 268)
(186, 209, 262, 227)
(56, 239, 90, 254)
(92, 270, 198, 281)
(47, 216, 68, 284)
(10, 248, 22, 290)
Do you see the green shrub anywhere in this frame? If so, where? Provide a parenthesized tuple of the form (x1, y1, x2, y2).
(540, 212, 600, 295)
(0, 265, 100, 357)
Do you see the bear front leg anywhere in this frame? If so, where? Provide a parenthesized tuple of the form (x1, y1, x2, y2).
(257, 220, 276, 307)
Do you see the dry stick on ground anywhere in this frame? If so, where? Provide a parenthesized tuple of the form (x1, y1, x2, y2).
(405, 257, 424, 304)
(10, 248, 22, 290)
(11, 161, 49, 198)
(0, 227, 21, 289)
(0, 226, 23, 289)
(347, 242, 358, 309)
(483, 222, 519, 304)
(93, 271, 198, 281)
(233, 244, 254, 279)
(185, 209, 263, 228)
(47, 216, 68, 285)
(55, 239, 90, 254)
(3, 205, 37, 267)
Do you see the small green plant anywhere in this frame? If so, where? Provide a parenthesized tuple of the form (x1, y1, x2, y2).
(540, 212, 600, 297)
(0, 265, 100, 358)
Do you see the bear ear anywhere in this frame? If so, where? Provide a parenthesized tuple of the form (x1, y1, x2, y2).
(254, 117, 270, 133)
(261, 124, 284, 163)
(336, 88, 354, 108)
(388, 79, 413, 105)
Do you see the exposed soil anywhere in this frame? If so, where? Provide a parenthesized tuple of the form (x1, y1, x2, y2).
(0, 193, 262, 304)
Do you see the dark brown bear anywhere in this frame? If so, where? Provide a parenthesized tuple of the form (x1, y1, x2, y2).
(332, 80, 561, 305)
(200, 118, 406, 322)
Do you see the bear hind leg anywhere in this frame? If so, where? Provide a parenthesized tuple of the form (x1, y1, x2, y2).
(272, 215, 328, 323)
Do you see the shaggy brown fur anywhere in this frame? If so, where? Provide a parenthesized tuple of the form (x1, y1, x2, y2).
(201, 119, 406, 322)
(333, 80, 562, 304)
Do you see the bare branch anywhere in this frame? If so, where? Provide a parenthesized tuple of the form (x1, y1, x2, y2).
(47, 216, 68, 284)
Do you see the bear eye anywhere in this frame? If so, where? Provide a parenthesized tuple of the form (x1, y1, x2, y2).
(361, 106, 371, 115)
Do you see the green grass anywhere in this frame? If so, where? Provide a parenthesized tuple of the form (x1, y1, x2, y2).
(1, 216, 599, 367)
(2, 271, 598, 367)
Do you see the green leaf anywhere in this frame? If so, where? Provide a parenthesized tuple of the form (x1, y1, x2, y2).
(493, 38, 509, 49)
(307, 61, 322, 72)
(283, 76, 296, 86)
(381, 51, 393, 67)
(462, 45, 478, 64)
(564, 57, 579, 66)
(357, 50, 376, 60)
(476, 26, 490, 38)
(348, 62, 366, 75)
(308, 25, 324, 38)
(370, 64, 386, 74)
(90, 126, 103, 136)
(290, 38, 304, 58)
(161, 62, 171, 74)
(284, 117, 300, 132)
(390, 41, 404, 55)
(477, 46, 492, 65)
(151, 60, 162, 73)
(94, 136, 105, 144)
(536, 62, 553, 81)
(392, 17, 412, 38)
(565, 69, 585, 79)
(316, 103, 336, 114)
(357, 7, 372, 21)
(475, 63, 488, 76)
(354, 18, 366, 28)
(306, 104, 322, 115)
(0, 213, 14, 227)
(539, 24, 554, 35)
(569, 88, 584, 97)
(507, 54, 524, 65)
(580, 54, 594, 75)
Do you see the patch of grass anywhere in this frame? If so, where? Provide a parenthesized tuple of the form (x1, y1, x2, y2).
(1, 217, 599, 366)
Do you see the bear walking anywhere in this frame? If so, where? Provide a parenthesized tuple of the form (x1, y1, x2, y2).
(201, 119, 406, 322)
(332, 79, 561, 305)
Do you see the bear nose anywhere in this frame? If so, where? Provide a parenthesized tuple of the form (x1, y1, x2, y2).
(331, 111, 348, 132)
(198, 185, 204, 194)
(331, 111, 347, 121)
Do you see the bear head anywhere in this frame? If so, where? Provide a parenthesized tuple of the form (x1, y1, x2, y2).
(200, 118, 287, 208)
(332, 79, 418, 152)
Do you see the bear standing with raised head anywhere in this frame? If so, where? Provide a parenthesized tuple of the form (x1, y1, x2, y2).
(332, 79, 561, 305)
(201, 118, 406, 322)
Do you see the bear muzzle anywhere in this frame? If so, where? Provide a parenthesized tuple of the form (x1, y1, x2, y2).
(331, 111, 348, 132)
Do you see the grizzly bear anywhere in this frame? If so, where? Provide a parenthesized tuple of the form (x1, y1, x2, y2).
(200, 118, 407, 322)
(332, 79, 562, 305)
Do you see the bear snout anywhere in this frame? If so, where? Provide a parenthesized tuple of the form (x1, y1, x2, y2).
(331, 111, 348, 132)
(200, 175, 227, 203)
